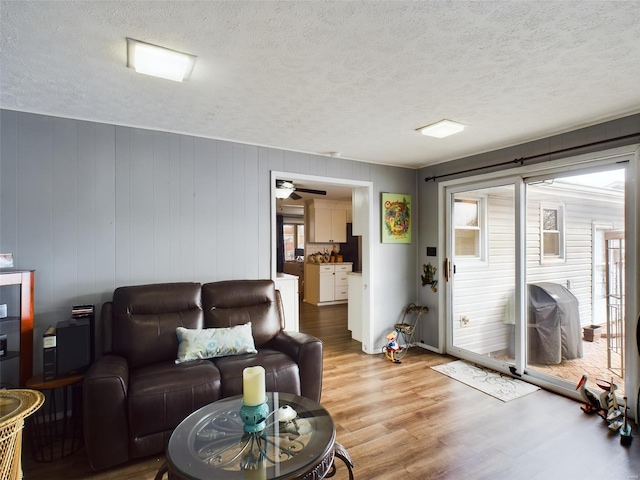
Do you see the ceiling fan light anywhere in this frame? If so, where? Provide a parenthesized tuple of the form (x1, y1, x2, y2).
(275, 187, 293, 199)
(418, 120, 465, 138)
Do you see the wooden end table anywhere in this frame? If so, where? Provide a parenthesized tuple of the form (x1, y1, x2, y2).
(25, 373, 84, 462)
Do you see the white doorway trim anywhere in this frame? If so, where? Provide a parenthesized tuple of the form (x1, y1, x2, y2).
(270, 171, 375, 354)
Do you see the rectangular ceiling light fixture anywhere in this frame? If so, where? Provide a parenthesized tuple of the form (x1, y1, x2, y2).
(126, 38, 197, 82)
(418, 119, 465, 138)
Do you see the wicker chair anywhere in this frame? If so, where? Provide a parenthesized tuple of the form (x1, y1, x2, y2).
(0, 389, 45, 480)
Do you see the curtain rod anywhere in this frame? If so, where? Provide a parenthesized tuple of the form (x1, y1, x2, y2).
(424, 131, 640, 182)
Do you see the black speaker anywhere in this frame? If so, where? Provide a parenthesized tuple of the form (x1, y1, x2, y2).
(56, 318, 91, 377)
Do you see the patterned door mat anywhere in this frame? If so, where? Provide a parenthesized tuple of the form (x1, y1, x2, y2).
(431, 360, 540, 402)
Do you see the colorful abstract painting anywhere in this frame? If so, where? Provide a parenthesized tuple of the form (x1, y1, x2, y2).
(381, 193, 411, 243)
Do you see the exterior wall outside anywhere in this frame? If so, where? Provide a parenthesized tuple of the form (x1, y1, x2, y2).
(525, 185, 624, 328)
(0, 109, 417, 376)
(417, 112, 639, 416)
(452, 193, 515, 355)
(418, 114, 640, 350)
(453, 186, 624, 355)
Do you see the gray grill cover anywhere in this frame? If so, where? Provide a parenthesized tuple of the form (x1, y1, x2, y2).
(527, 282, 583, 364)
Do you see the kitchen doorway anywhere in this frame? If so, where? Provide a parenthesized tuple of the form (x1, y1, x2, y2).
(270, 171, 374, 353)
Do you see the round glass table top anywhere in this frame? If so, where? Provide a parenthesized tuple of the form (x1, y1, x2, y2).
(167, 392, 336, 480)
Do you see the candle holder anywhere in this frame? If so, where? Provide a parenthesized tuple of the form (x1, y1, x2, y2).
(191, 399, 312, 475)
(239, 397, 269, 433)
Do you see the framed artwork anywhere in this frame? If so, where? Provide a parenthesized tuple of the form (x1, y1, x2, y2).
(381, 193, 411, 243)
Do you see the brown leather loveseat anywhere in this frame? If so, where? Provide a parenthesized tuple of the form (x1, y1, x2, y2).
(83, 279, 323, 471)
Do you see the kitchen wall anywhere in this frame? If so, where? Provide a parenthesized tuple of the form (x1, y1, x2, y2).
(0, 109, 417, 376)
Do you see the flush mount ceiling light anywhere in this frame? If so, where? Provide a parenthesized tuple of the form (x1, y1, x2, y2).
(417, 120, 465, 138)
(126, 38, 197, 82)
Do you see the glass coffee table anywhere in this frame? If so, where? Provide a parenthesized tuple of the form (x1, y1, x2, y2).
(158, 392, 351, 480)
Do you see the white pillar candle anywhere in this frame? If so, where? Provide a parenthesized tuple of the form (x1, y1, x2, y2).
(243, 366, 266, 406)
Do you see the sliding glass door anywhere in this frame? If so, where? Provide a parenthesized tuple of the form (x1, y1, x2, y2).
(446, 163, 627, 396)
(524, 167, 626, 395)
(446, 179, 524, 376)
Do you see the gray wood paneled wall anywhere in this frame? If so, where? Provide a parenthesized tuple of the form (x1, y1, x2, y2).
(0, 109, 417, 379)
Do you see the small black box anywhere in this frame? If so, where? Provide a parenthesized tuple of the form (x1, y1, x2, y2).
(71, 304, 95, 364)
(0, 333, 7, 357)
(43, 325, 57, 380)
(56, 318, 91, 377)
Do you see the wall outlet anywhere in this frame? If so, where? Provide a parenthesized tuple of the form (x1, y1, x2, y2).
(460, 315, 470, 327)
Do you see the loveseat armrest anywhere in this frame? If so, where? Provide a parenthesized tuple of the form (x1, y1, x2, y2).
(265, 331, 323, 403)
(83, 354, 130, 471)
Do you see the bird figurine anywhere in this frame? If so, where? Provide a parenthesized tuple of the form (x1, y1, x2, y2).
(576, 374, 607, 414)
(603, 377, 623, 425)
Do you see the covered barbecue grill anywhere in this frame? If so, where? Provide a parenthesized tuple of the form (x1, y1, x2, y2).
(527, 282, 583, 364)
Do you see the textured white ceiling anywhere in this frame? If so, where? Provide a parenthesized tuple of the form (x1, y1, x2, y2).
(2, 1, 639, 169)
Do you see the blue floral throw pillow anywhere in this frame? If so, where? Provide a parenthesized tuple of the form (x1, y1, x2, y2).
(175, 323, 257, 363)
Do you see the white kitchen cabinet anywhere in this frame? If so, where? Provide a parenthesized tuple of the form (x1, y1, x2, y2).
(333, 267, 349, 300)
(304, 263, 352, 306)
(351, 187, 367, 236)
(319, 268, 335, 302)
(306, 200, 349, 243)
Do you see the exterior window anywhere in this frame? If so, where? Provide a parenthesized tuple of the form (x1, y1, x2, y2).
(284, 224, 304, 260)
(454, 199, 481, 258)
(541, 205, 564, 260)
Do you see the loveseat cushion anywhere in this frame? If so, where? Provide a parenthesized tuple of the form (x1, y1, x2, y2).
(202, 280, 282, 346)
(175, 323, 257, 363)
(128, 360, 221, 442)
(213, 349, 301, 398)
(112, 282, 204, 369)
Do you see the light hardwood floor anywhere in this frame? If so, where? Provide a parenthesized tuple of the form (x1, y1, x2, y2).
(22, 302, 640, 479)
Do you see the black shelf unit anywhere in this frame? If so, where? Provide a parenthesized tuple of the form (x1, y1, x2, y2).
(0, 315, 20, 363)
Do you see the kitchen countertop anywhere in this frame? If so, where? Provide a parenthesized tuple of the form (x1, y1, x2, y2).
(276, 272, 298, 279)
(306, 261, 353, 265)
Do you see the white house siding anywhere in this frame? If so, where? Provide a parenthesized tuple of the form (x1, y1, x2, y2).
(526, 184, 624, 327)
(453, 193, 516, 356)
(453, 184, 624, 355)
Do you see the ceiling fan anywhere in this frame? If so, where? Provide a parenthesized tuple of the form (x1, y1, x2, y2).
(275, 180, 327, 200)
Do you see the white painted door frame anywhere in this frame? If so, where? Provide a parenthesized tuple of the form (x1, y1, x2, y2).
(437, 145, 639, 417)
(270, 171, 375, 354)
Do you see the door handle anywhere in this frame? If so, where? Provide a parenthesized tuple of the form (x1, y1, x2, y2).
(444, 258, 451, 282)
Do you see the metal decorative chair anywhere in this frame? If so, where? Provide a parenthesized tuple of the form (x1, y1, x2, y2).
(0, 389, 45, 480)
(382, 303, 429, 362)
(394, 303, 429, 360)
